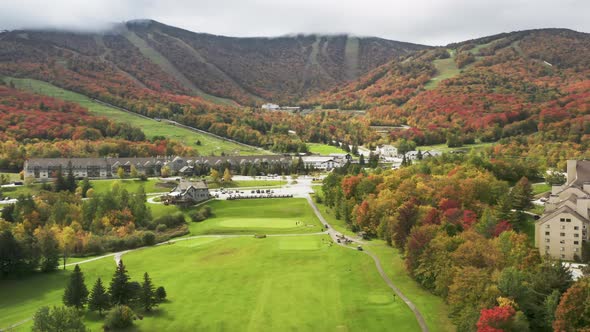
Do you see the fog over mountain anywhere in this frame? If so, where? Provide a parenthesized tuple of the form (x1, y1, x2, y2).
(1, 0, 588, 45)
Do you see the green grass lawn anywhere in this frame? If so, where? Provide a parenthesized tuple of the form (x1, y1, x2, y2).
(0, 172, 21, 182)
(1, 184, 43, 198)
(366, 241, 456, 332)
(187, 199, 324, 235)
(90, 179, 176, 194)
(532, 182, 551, 195)
(417, 141, 494, 153)
(424, 51, 460, 90)
(307, 143, 348, 155)
(0, 227, 421, 332)
(311, 188, 456, 332)
(3, 77, 260, 156)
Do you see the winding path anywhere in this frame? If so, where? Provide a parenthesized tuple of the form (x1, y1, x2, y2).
(305, 195, 430, 332)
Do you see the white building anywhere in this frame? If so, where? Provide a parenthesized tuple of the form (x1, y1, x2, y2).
(301, 156, 339, 170)
(261, 103, 280, 110)
(535, 160, 590, 261)
(377, 145, 398, 157)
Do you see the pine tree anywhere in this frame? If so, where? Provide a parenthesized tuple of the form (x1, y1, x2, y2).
(140, 272, 157, 312)
(359, 154, 365, 166)
(63, 265, 89, 309)
(66, 168, 76, 193)
(54, 170, 67, 192)
(511, 177, 533, 211)
(89, 277, 110, 316)
(109, 260, 131, 305)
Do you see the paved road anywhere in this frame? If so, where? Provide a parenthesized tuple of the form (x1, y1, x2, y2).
(305, 195, 430, 332)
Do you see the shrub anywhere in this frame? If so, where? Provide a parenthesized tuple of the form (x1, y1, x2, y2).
(254, 234, 267, 239)
(155, 286, 167, 303)
(85, 235, 104, 255)
(124, 235, 142, 249)
(151, 213, 185, 229)
(201, 206, 212, 218)
(104, 305, 135, 330)
(155, 224, 168, 233)
(33, 306, 88, 332)
(189, 210, 205, 222)
(142, 232, 156, 246)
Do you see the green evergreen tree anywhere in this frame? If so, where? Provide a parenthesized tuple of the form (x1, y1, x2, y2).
(89, 277, 111, 316)
(359, 154, 365, 166)
(140, 272, 158, 312)
(54, 170, 67, 192)
(63, 265, 89, 309)
(109, 260, 131, 305)
(511, 177, 533, 211)
(66, 162, 76, 193)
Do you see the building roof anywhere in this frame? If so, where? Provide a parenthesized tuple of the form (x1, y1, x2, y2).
(170, 179, 209, 197)
(571, 160, 590, 187)
(302, 156, 335, 163)
(536, 205, 588, 225)
(25, 155, 293, 170)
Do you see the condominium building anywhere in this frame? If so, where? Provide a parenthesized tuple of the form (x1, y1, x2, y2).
(535, 160, 590, 260)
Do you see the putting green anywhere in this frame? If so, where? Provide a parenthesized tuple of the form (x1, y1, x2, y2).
(187, 199, 323, 235)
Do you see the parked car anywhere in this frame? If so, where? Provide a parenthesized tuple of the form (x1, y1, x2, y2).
(357, 245, 363, 251)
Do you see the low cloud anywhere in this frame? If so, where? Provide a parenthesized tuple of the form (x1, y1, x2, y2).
(0, 0, 588, 45)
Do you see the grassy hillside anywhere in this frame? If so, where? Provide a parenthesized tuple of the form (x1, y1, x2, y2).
(4, 77, 260, 155)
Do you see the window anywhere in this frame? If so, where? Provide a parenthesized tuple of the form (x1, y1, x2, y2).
(567, 219, 572, 222)
(561, 254, 566, 259)
(560, 240, 565, 244)
(575, 241, 580, 245)
(561, 232, 566, 237)
(575, 226, 579, 230)
(546, 232, 551, 236)
(546, 224, 550, 229)
(561, 247, 565, 251)
(546, 239, 550, 243)
(546, 246, 550, 249)
(561, 225, 566, 230)
(575, 248, 579, 252)
(560, 218, 565, 222)
(575, 233, 580, 238)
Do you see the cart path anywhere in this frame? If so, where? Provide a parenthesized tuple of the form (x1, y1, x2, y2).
(305, 195, 429, 332)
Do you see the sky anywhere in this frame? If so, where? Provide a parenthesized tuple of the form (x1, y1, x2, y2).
(0, 0, 588, 45)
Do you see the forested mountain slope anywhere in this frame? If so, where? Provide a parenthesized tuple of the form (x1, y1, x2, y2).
(309, 29, 590, 147)
(0, 20, 427, 105)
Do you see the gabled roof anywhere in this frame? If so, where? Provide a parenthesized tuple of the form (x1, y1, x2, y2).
(536, 205, 588, 225)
